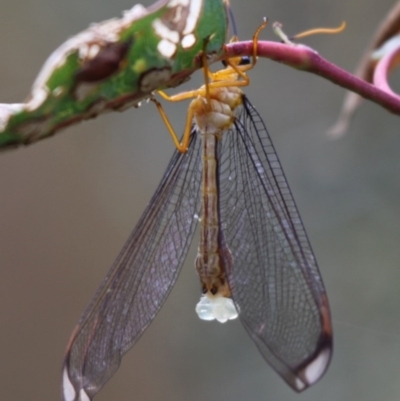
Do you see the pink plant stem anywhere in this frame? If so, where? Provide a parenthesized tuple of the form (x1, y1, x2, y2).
(226, 40, 400, 115)
(373, 46, 400, 100)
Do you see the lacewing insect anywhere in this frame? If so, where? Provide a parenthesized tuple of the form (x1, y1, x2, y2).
(0, 0, 228, 150)
(61, 17, 333, 401)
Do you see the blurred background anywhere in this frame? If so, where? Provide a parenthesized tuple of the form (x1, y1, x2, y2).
(0, 0, 400, 400)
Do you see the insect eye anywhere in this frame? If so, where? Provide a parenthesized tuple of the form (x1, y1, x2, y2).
(221, 56, 250, 68)
(239, 56, 251, 66)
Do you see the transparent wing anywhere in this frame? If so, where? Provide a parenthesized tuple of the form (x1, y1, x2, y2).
(62, 131, 202, 401)
(218, 97, 333, 391)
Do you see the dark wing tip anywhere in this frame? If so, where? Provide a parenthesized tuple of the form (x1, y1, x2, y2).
(288, 297, 333, 392)
(62, 325, 93, 401)
(290, 333, 333, 392)
(62, 364, 83, 401)
(62, 361, 93, 401)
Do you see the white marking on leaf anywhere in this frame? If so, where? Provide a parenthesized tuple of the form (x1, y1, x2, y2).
(52, 86, 65, 97)
(122, 4, 147, 21)
(79, 44, 89, 60)
(172, 5, 183, 23)
(168, 0, 190, 6)
(157, 39, 177, 58)
(183, 0, 202, 35)
(0, 103, 24, 131)
(181, 33, 196, 48)
(26, 87, 49, 111)
(87, 44, 101, 59)
(152, 19, 179, 43)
